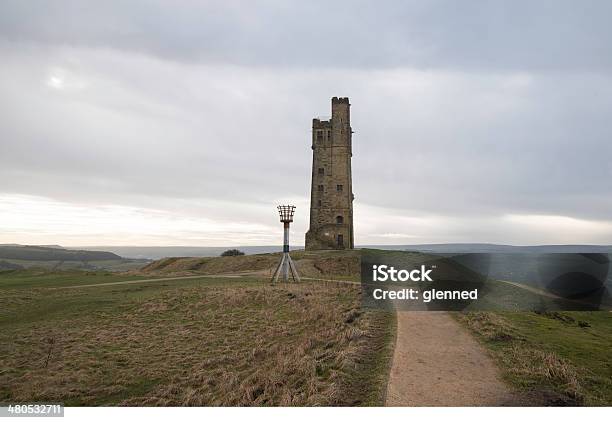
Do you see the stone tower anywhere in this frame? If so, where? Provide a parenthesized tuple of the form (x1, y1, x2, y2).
(305, 97, 354, 250)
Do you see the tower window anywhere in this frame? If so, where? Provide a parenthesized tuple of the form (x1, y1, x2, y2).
(327, 130, 331, 138)
(336, 216, 343, 224)
(318, 167, 324, 175)
(317, 200, 322, 207)
(336, 184, 343, 192)
(337, 234, 344, 247)
(316, 131, 323, 142)
(318, 184, 324, 192)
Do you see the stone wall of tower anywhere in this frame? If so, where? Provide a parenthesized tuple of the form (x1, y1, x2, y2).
(305, 97, 354, 250)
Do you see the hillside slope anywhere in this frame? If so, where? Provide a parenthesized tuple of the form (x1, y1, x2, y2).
(139, 250, 361, 279)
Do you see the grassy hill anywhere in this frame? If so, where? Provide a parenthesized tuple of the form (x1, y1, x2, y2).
(139, 249, 361, 280)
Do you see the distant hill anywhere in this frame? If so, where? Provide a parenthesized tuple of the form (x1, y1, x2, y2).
(77, 246, 301, 260)
(0, 245, 121, 261)
(0, 245, 150, 272)
(362, 243, 612, 254)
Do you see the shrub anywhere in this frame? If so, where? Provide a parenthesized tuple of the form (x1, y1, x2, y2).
(221, 249, 245, 257)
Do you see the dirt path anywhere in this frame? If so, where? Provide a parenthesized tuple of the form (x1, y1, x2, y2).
(55, 274, 241, 289)
(385, 311, 519, 406)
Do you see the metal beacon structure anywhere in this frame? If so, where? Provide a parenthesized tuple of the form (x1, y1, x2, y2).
(271, 205, 300, 283)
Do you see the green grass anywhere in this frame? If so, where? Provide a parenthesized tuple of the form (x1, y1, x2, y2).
(346, 309, 396, 406)
(456, 311, 612, 405)
(0, 269, 155, 289)
(0, 269, 394, 406)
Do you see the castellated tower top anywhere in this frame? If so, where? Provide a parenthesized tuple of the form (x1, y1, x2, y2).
(331, 96, 350, 104)
(305, 97, 354, 250)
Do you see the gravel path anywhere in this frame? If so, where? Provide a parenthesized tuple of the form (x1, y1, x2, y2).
(385, 311, 520, 406)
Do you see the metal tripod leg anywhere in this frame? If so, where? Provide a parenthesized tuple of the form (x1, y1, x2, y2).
(287, 255, 301, 283)
(271, 253, 286, 283)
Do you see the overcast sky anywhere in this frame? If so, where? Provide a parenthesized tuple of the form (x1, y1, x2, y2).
(1, 0, 611, 246)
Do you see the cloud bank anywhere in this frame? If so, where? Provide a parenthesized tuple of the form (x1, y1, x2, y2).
(0, 1, 611, 245)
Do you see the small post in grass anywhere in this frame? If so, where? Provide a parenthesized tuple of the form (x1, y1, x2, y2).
(271, 205, 300, 283)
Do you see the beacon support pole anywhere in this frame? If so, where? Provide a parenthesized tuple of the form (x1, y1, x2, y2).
(271, 205, 300, 283)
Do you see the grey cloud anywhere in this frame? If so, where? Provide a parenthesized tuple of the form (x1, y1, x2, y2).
(0, 1, 611, 70)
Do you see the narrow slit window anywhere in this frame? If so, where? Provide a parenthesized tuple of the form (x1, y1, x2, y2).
(336, 184, 343, 192)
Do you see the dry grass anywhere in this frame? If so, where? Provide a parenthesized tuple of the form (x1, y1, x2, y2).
(506, 347, 582, 403)
(0, 279, 393, 406)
